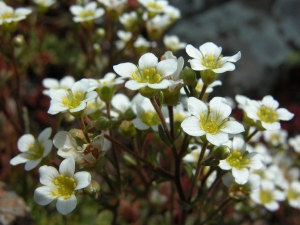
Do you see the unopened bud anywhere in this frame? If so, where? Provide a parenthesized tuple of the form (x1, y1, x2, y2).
(95, 28, 106, 37)
(180, 67, 197, 87)
(119, 121, 136, 137)
(94, 116, 110, 131)
(84, 180, 100, 199)
(13, 35, 25, 47)
(213, 146, 231, 160)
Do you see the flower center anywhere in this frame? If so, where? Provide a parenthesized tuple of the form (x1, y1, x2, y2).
(79, 10, 95, 19)
(2, 11, 15, 19)
(199, 113, 228, 135)
(63, 91, 85, 109)
(132, 67, 162, 84)
(25, 142, 44, 160)
(259, 189, 274, 204)
(140, 111, 160, 126)
(52, 174, 77, 200)
(147, 2, 163, 11)
(226, 151, 250, 169)
(287, 188, 300, 200)
(201, 55, 222, 69)
(257, 105, 277, 123)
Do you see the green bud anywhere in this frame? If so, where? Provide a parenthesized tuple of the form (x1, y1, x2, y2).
(162, 86, 181, 106)
(84, 180, 101, 199)
(123, 108, 136, 121)
(200, 70, 218, 85)
(180, 67, 197, 87)
(93, 43, 101, 53)
(139, 86, 158, 98)
(119, 121, 136, 137)
(200, 158, 219, 166)
(13, 35, 25, 48)
(98, 86, 116, 103)
(95, 28, 106, 37)
(94, 116, 110, 131)
(212, 146, 231, 160)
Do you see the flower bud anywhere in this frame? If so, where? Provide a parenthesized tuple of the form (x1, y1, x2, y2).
(123, 108, 136, 121)
(212, 146, 231, 160)
(98, 86, 116, 103)
(200, 70, 218, 85)
(94, 116, 110, 131)
(180, 67, 197, 87)
(84, 180, 101, 199)
(95, 28, 106, 38)
(13, 35, 25, 47)
(119, 121, 136, 137)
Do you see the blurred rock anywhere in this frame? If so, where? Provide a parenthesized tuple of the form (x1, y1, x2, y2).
(0, 182, 34, 225)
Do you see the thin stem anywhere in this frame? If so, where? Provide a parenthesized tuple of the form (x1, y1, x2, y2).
(106, 102, 121, 193)
(168, 105, 175, 140)
(77, 118, 91, 143)
(149, 96, 173, 143)
(198, 84, 208, 101)
(245, 128, 258, 142)
(199, 198, 232, 225)
(187, 143, 208, 201)
(103, 134, 174, 179)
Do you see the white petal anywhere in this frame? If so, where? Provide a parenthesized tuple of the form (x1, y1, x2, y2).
(56, 195, 77, 215)
(209, 97, 232, 120)
(232, 167, 249, 185)
(18, 134, 35, 152)
(85, 91, 98, 101)
(276, 108, 294, 121)
(189, 59, 207, 71)
(72, 79, 89, 94)
(69, 101, 86, 113)
(261, 121, 280, 130)
(187, 97, 207, 119)
(94, 8, 105, 18)
(138, 53, 158, 69)
(212, 62, 235, 73)
(200, 42, 222, 59)
(181, 117, 205, 136)
(38, 127, 52, 142)
(221, 51, 241, 63)
(10, 153, 30, 165)
(132, 118, 150, 130)
(60, 76, 75, 88)
(42, 140, 53, 157)
(111, 94, 131, 112)
(206, 132, 228, 146)
(53, 131, 78, 149)
(74, 172, 91, 190)
(147, 79, 171, 89)
(186, 44, 203, 60)
(156, 59, 177, 77)
(265, 201, 279, 211)
(49, 89, 69, 102)
(218, 160, 232, 170)
(70, 5, 83, 15)
(39, 165, 59, 186)
(48, 101, 68, 114)
(43, 78, 59, 89)
(25, 159, 41, 171)
(34, 186, 56, 206)
(85, 2, 97, 11)
(125, 80, 147, 90)
(221, 121, 245, 134)
(113, 63, 137, 78)
(59, 158, 75, 176)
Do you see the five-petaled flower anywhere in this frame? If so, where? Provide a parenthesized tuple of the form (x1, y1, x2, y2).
(10, 128, 52, 171)
(181, 97, 245, 146)
(244, 95, 294, 130)
(186, 42, 241, 85)
(70, 2, 104, 26)
(34, 158, 91, 215)
(113, 52, 177, 97)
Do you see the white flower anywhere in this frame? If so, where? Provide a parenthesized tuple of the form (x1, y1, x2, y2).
(163, 35, 186, 52)
(111, 93, 132, 117)
(181, 97, 245, 146)
(131, 95, 167, 131)
(289, 135, 300, 153)
(113, 52, 177, 91)
(244, 95, 294, 130)
(86, 96, 105, 115)
(70, 2, 104, 23)
(182, 144, 202, 163)
(146, 14, 171, 35)
(34, 158, 91, 215)
(53, 131, 110, 166)
(33, 0, 56, 7)
(138, 0, 168, 14)
(263, 129, 288, 146)
(42, 76, 75, 96)
(10, 128, 52, 171)
(163, 5, 180, 21)
(0, 2, 32, 25)
(119, 11, 138, 29)
(171, 103, 190, 122)
(98, 0, 126, 12)
(253, 143, 272, 165)
(222, 172, 261, 199)
(48, 79, 97, 115)
(133, 35, 155, 50)
(150, 190, 167, 205)
(115, 30, 132, 49)
(219, 135, 264, 184)
(285, 181, 300, 209)
(186, 42, 241, 73)
(87, 72, 124, 91)
(250, 180, 285, 211)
